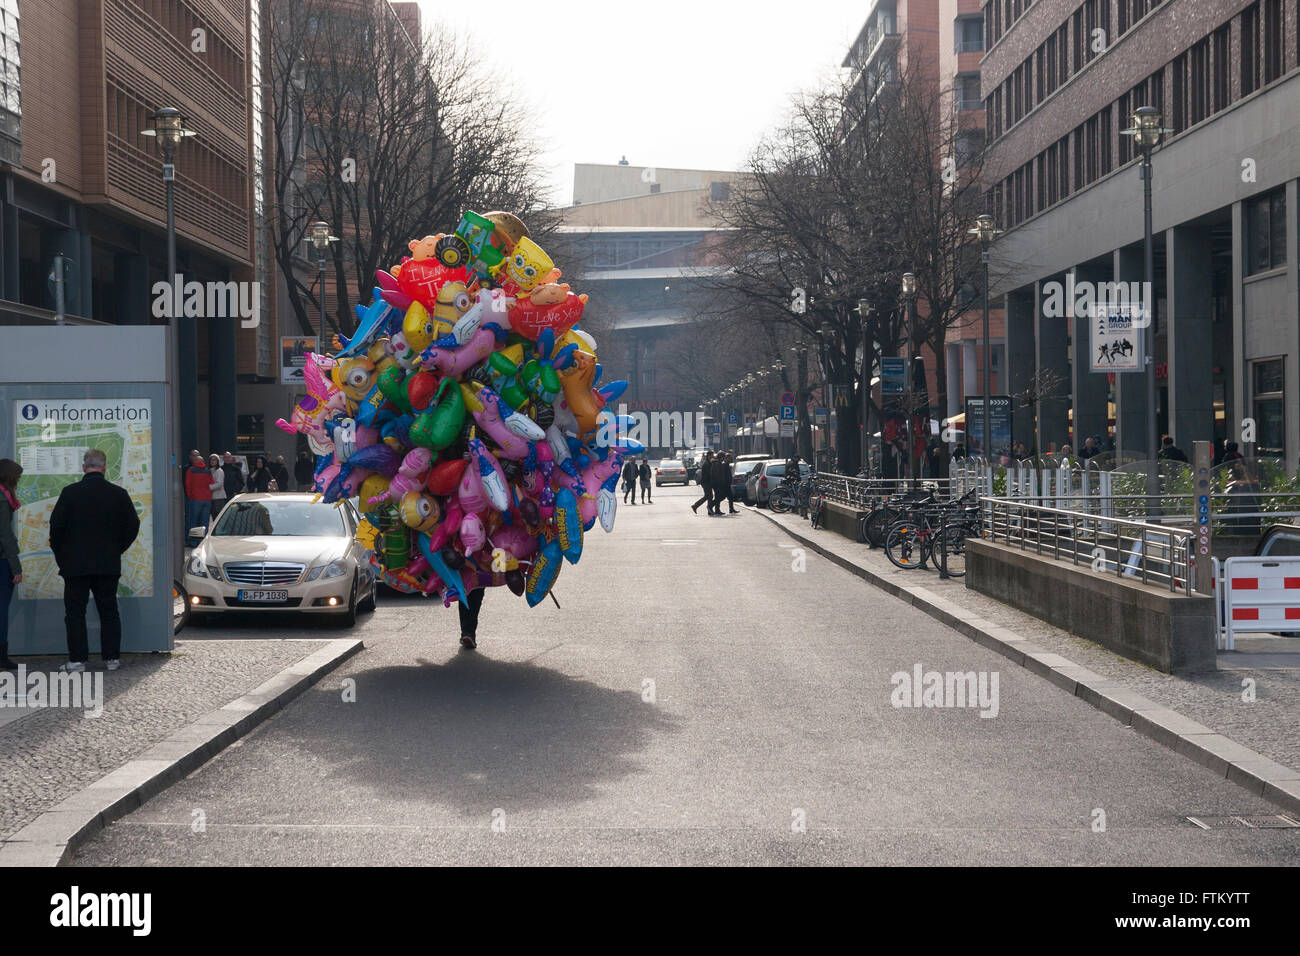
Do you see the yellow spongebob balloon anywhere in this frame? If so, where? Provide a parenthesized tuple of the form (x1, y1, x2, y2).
(557, 328, 597, 360)
(503, 237, 554, 295)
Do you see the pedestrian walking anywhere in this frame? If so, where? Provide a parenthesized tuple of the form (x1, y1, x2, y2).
(0, 458, 23, 671)
(1158, 435, 1189, 463)
(710, 453, 735, 515)
(638, 457, 652, 503)
(691, 450, 714, 514)
(294, 450, 315, 491)
(48, 449, 141, 672)
(621, 458, 639, 505)
(248, 455, 274, 494)
(183, 450, 218, 546)
(459, 587, 486, 650)
(220, 451, 246, 498)
(272, 455, 292, 492)
(208, 454, 227, 524)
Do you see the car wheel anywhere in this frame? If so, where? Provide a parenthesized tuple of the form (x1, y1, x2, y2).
(337, 574, 358, 628)
(358, 572, 376, 613)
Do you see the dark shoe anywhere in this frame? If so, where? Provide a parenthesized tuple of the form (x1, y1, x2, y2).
(460, 634, 477, 650)
(691, 503, 700, 513)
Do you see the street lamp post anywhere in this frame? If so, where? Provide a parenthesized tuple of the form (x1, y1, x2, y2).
(141, 107, 196, 455)
(306, 221, 339, 351)
(818, 322, 834, 471)
(854, 300, 874, 478)
(968, 214, 1003, 460)
(899, 276, 917, 485)
(1122, 106, 1171, 508)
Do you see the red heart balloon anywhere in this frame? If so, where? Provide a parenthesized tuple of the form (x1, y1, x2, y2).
(508, 293, 586, 341)
(406, 370, 439, 412)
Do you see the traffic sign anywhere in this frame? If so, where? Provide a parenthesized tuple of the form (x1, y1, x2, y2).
(779, 405, 796, 421)
(814, 408, 828, 425)
(780, 391, 795, 407)
(779, 420, 794, 438)
(881, 357, 905, 395)
(727, 412, 738, 426)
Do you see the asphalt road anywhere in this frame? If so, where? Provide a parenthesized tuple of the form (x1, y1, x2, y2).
(74, 484, 1300, 865)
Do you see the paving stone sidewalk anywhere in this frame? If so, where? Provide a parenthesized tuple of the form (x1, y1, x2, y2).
(761, 507, 1300, 775)
(0, 638, 327, 840)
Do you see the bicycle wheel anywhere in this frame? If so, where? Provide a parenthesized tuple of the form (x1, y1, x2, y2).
(885, 521, 929, 570)
(810, 497, 824, 530)
(934, 523, 969, 577)
(863, 507, 893, 548)
(769, 490, 793, 513)
(173, 579, 190, 635)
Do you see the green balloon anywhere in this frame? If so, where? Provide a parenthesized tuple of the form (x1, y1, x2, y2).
(425, 376, 466, 450)
(376, 365, 411, 415)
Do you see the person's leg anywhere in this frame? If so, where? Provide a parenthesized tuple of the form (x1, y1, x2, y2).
(184, 500, 204, 547)
(63, 576, 91, 664)
(0, 559, 14, 668)
(458, 588, 485, 648)
(692, 488, 708, 513)
(92, 575, 122, 662)
(727, 486, 737, 513)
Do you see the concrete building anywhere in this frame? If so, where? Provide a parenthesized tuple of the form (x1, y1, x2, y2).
(2, 0, 265, 457)
(982, 0, 1300, 471)
(557, 163, 738, 452)
(844, 0, 1008, 451)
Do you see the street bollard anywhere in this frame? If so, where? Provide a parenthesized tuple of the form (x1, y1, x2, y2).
(938, 511, 949, 579)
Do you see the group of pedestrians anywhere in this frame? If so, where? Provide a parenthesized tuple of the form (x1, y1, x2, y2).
(691, 451, 738, 516)
(621, 457, 653, 505)
(184, 450, 310, 546)
(0, 449, 140, 673)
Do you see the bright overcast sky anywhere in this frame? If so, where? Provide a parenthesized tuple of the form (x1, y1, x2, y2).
(419, 0, 865, 207)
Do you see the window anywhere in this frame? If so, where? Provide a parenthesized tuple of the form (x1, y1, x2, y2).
(1045, 33, 1058, 95)
(1212, 25, 1230, 113)
(1189, 38, 1209, 126)
(1252, 359, 1285, 458)
(1171, 52, 1187, 133)
(1057, 134, 1070, 198)
(955, 73, 981, 111)
(1263, 0, 1282, 83)
(1099, 105, 1112, 176)
(1072, 9, 1084, 74)
(710, 181, 730, 201)
(1241, 2, 1259, 96)
(956, 15, 984, 53)
(1246, 188, 1286, 274)
(1117, 92, 1132, 164)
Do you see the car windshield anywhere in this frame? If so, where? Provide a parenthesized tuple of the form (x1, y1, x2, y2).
(213, 499, 348, 537)
(767, 464, 786, 477)
(734, 462, 758, 476)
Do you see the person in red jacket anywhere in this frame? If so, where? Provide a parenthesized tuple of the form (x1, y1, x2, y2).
(183, 449, 218, 547)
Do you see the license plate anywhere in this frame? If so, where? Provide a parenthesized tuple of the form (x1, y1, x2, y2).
(237, 589, 288, 603)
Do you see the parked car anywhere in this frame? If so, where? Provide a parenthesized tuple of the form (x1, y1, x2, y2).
(655, 458, 689, 486)
(746, 460, 811, 507)
(183, 493, 377, 627)
(730, 459, 763, 504)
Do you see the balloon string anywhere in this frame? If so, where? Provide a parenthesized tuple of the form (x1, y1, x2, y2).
(548, 590, 560, 609)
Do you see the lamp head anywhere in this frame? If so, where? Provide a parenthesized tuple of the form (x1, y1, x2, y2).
(900, 273, 917, 297)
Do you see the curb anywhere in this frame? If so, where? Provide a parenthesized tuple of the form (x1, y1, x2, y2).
(0, 637, 363, 867)
(758, 509, 1300, 815)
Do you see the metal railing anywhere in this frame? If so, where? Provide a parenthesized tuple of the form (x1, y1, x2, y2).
(814, 474, 956, 510)
(981, 497, 1194, 594)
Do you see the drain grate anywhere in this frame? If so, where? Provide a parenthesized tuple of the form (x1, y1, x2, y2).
(1187, 814, 1300, 829)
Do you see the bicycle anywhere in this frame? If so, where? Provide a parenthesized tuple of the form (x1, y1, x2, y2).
(860, 488, 936, 548)
(883, 490, 979, 572)
(768, 473, 803, 514)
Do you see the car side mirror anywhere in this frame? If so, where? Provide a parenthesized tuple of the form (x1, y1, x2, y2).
(188, 526, 208, 540)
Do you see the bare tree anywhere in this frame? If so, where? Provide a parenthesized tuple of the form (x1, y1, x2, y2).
(267, 0, 554, 338)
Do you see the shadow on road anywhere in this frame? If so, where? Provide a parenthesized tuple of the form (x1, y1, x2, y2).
(284, 652, 679, 814)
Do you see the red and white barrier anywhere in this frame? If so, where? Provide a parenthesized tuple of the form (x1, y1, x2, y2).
(1221, 556, 1300, 651)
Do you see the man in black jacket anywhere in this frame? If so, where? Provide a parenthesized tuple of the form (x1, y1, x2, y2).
(220, 451, 246, 498)
(48, 449, 141, 672)
(691, 450, 714, 514)
(710, 453, 736, 515)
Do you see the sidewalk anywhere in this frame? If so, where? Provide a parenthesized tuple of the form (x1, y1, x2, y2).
(757, 506, 1300, 810)
(0, 637, 340, 843)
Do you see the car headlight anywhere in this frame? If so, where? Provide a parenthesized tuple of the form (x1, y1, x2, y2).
(207, 565, 223, 582)
(322, 559, 349, 579)
(186, 554, 207, 578)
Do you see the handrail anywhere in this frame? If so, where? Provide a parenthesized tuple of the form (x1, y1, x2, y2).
(980, 496, 1195, 595)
